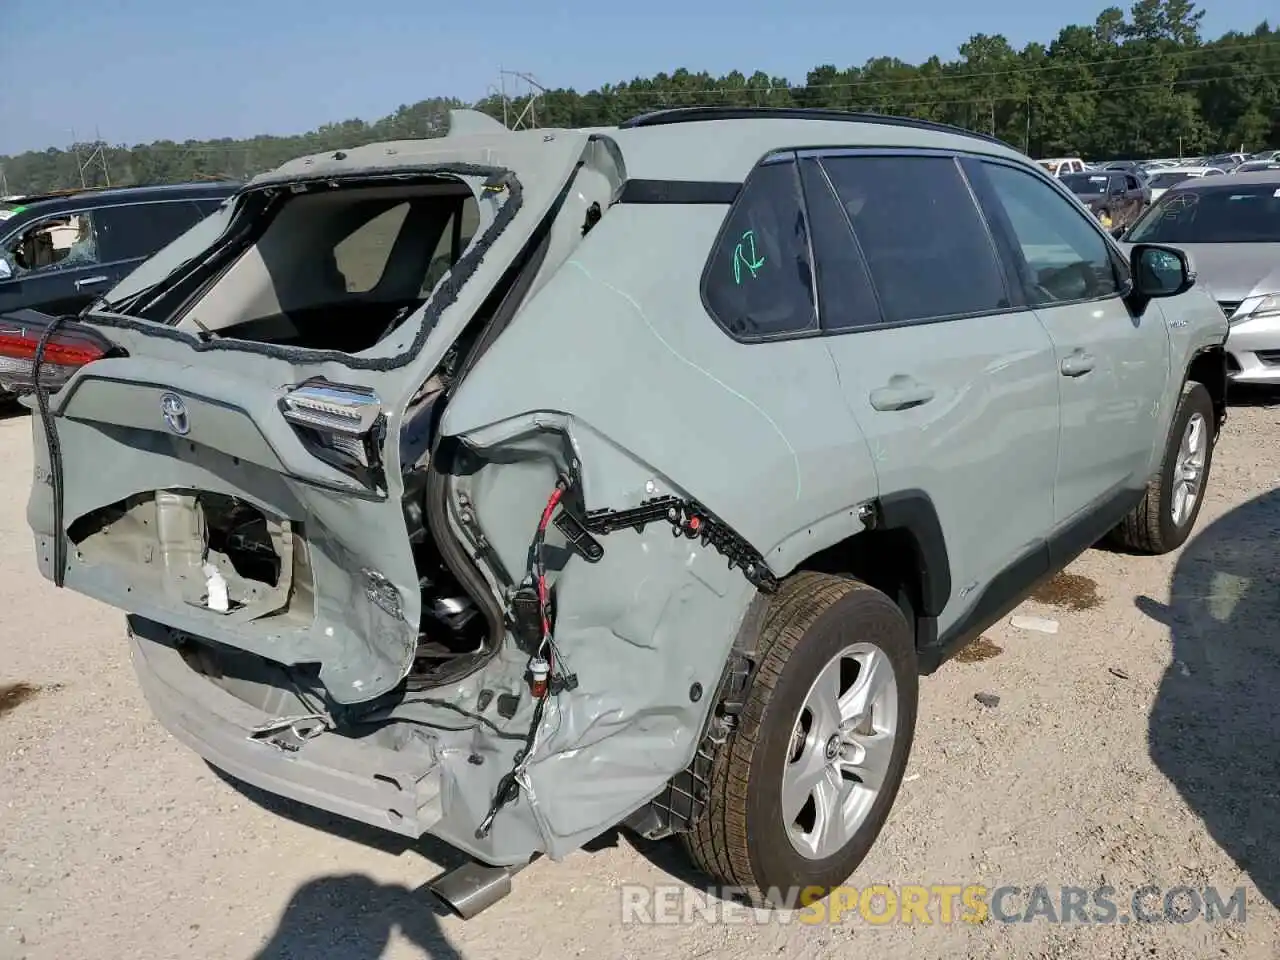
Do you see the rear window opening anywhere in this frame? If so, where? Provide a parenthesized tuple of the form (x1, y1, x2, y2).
(126, 178, 482, 354)
(68, 490, 313, 624)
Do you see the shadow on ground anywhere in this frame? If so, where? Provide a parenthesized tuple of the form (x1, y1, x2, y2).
(1138, 486, 1280, 909)
(213, 769, 467, 959)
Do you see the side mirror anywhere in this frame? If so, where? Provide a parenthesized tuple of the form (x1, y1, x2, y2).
(1130, 243, 1195, 298)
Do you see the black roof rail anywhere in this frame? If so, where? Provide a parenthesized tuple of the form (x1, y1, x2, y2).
(619, 106, 1012, 149)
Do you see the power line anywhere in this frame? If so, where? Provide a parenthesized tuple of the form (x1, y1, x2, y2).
(501, 38, 1280, 100)
(22, 61, 1277, 167)
(22, 61, 1275, 167)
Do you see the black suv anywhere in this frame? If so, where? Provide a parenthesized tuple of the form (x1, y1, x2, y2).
(0, 181, 238, 318)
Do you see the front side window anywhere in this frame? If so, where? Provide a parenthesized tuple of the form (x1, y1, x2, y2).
(819, 154, 1010, 324)
(972, 160, 1119, 305)
(703, 158, 818, 339)
(1, 211, 100, 278)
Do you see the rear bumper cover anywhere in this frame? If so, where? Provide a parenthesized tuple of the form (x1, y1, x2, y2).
(128, 618, 445, 840)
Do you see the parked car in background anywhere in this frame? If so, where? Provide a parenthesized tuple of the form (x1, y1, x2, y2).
(1203, 153, 1246, 172)
(1233, 160, 1280, 175)
(0, 106, 1229, 915)
(1037, 157, 1086, 177)
(1144, 165, 1227, 202)
(1121, 170, 1280, 385)
(1060, 171, 1150, 230)
(0, 182, 238, 319)
(0, 181, 237, 404)
(1246, 149, 1280, 163)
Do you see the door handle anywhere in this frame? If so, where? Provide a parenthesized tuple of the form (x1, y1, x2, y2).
(869, 376, 936, 412)
(74, 275, 109, 290)
(1060, 350, 1096, 377)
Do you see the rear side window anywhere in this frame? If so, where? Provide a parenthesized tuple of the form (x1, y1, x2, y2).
(819, 154, 1010, 324)
(193, 199, 227, 217)
(419, 194, 481, 296)
(333, 202, 410, 293)
(797, 158, 881, 331)
(95, 201, 207, 262)
(703, 158, 818, 339)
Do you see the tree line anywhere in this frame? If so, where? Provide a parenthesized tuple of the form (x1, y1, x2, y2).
(2, 0, 1276, 196)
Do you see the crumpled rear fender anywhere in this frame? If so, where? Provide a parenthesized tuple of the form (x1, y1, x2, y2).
(442, 412, 756, 854)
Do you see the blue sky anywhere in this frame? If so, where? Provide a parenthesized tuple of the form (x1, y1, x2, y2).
(0, 0, 1269, 155)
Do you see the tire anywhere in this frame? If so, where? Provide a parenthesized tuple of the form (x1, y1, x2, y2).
(1110, 380, 1215, 554)
(683, 572, 918, 907)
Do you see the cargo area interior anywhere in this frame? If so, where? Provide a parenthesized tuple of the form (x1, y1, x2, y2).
(169, 180, 481, 353)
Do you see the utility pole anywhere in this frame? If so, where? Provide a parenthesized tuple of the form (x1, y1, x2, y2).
(1024, 94, 1031, 155)
(497, 70, 547, 130)
(69, 128, 111, 188)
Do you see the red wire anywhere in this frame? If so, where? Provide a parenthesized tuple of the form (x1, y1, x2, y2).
(534, 483, 565, 667)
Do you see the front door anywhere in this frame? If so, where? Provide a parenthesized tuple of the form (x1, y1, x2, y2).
(0, 210, 113, 315)
(802, 150, 1061, 633)
(963, 157, 1170, 542)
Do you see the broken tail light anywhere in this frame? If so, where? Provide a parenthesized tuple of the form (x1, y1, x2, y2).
(0, 310, 122, 395)
(279, 378, 386, 489)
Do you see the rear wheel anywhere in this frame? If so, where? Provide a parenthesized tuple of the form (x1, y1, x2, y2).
(1110, 380, 1215, 554)
(683, 572, 917, 906)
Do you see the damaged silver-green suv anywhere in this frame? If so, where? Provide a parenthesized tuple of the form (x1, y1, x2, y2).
(2, 107, 1228, 916)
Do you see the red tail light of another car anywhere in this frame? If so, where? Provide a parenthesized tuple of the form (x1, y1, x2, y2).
(0, 311, 123, 395)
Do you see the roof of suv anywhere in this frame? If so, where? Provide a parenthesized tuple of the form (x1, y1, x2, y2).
(4, 181, 239, 219)
(249, 107, 1030, 190)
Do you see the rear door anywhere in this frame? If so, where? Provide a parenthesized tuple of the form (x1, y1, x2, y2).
(963, 156, 1170, 549)
(23, 135, 601, 705)
(807, 149, 1061, 634)
(89, 199, 215, 294)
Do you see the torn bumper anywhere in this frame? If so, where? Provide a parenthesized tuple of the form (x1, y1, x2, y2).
(128, 618, 444, 840)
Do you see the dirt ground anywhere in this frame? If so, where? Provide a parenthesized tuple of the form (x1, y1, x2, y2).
(1, 397, 1278, 960)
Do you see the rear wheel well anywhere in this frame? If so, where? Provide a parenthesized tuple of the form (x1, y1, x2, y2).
(798, 528, 924, 636)
(1187, 346, 1227, 432)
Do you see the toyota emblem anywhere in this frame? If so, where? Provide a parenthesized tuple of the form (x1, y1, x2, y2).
(160, 392, 190, 435)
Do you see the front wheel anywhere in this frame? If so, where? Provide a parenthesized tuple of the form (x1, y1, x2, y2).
(683, 572, 918, 906)
(1110, 380, 1216, 554)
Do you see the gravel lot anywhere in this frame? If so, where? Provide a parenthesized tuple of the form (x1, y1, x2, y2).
(1, 397, 1278, 960)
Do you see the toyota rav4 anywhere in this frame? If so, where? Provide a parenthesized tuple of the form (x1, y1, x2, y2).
(0, 107, 1228, 916)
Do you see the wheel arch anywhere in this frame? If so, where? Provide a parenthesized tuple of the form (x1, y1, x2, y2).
(1185, 343, 1227, 434)
(789, 489, 952, 650)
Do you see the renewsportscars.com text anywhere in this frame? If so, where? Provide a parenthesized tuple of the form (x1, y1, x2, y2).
(620, 883, 1248, 926)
